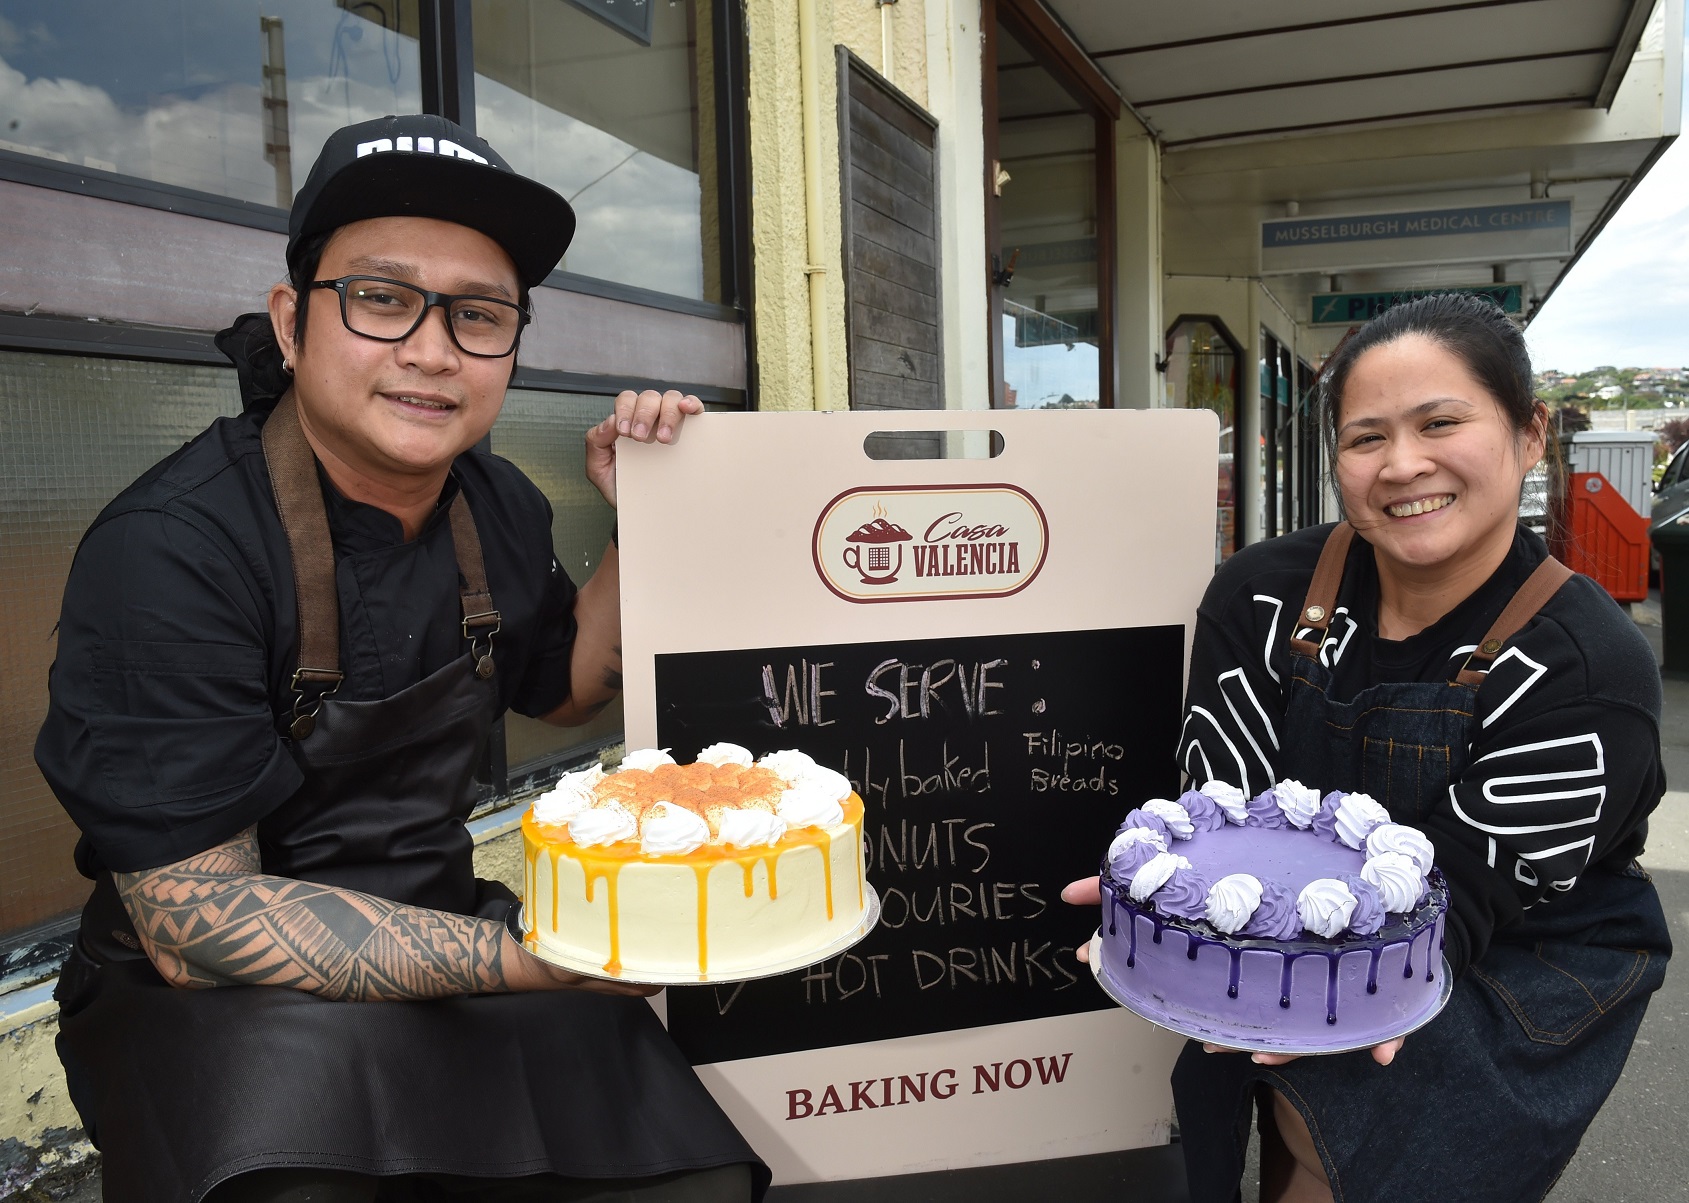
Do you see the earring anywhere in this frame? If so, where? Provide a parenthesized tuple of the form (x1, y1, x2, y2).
(282, 359, 294, 374)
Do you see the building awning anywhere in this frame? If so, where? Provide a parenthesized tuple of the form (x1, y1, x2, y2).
(1043, 0, 1678, 325)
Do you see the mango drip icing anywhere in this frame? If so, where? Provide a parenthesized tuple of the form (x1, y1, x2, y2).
(522, 764, 864, 977)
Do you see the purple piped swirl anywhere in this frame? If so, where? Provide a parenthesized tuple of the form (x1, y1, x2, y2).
(1311, 790, 1345, 842)
(1240, 880, 1302, 939)
(1176, 788, 1227, 833)
(1339, 874, 1386, 936)
(1106, 827, 1168, 880)
(1244, 790, 1290, 829)
(1153, 866, 1213, 920)
(1119, 809, 1171, 844)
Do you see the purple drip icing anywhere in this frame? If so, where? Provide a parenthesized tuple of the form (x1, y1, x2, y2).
(1227, 948, 1241, 999)
(1326, 955, 1340, 1024)
(1367, 948, 1381, 994)
(1279, 958, 1293, 1009)
(1404, 935, 1415, 979)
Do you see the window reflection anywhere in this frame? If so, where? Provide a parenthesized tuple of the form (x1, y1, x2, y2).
(994, 25, 1100, 410)
(472, 0, 717, 302)
(1166, 318, 1240, 564)
(0, 0, 421, 206)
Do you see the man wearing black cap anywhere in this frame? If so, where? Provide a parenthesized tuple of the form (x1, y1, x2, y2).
(37, 116, 764, 1202)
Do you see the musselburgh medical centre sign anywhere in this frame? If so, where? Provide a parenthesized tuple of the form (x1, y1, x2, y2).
(1261, 199, 1572, 273)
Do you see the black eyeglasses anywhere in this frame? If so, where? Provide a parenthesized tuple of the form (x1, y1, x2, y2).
(310, 276, 531, 358)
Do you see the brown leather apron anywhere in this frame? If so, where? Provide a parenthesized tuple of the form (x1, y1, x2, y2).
(55, 396, 765, 1201)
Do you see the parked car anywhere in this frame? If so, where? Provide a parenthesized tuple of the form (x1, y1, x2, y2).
(1649, 441, 1689, 580)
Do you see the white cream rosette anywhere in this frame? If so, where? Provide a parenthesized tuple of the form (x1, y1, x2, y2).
(716, 808, 788, 848)
(758, 749, 819, 780)
(1272, 778, 1321, 829)
(1365, 823, 1436, 876)
(1360, 850, 1426, 912)
(1108, 825, 1168, 862)
(1142, 797, 1196, 840)
(618, 747, 676, 772)
(1297, 878, 1359, 938)
(1332, 792, 1391, 850)
(696, 742, 754, 767)
(1200, 780, 1249, 825)
(639, 801, 710, 855)
(776, 780, 845, 829)
(568, 801, 638, 847)
(1128, 851, 1193, 902)
(530, 763, 604, 825)
(1204, 873, 1264, 934)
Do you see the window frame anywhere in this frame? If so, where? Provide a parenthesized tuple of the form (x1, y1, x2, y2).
(0, 0, 752, 325)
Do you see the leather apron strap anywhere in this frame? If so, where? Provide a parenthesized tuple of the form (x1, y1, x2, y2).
(1289, 522, 1356, 658)
(1453, 556, 1574, 686)
(261, 393, 501, 738)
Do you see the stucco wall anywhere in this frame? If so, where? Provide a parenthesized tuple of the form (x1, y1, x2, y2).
(746, 0, 932, 412)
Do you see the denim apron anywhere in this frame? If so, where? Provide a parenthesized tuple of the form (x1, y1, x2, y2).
(1171, 523, 1671, 1203)
(55, 396, 765, 1202)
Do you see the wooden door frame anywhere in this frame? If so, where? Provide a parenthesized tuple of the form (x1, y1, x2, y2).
(982, 0, 1120, 409)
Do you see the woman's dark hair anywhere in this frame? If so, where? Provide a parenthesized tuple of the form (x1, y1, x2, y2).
(1318, 292, 1540, 456)
(1315, 292, 1557, 538)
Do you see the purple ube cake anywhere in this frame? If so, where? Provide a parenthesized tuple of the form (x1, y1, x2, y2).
(1093, 780, 1449, 1053)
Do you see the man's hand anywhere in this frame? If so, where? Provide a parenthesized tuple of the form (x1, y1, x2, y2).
(1063, 874, 1403, 1067)
(584, 388, 704, 507)
(501, 932, 661, 997)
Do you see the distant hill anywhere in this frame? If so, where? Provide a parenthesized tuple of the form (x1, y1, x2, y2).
(1535, 366, 1689, 410)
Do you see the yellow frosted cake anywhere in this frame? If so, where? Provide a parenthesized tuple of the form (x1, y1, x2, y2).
(521, 745, 868, 980)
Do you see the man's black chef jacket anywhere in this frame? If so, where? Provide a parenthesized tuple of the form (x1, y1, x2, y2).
(36, 409, 580, 877)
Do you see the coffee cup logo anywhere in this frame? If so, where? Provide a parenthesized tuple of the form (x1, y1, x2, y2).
(813, 485, 1049, 604)
(842, 510, 913, 584)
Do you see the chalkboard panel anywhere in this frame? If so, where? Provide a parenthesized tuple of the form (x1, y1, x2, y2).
(656, 625, 1184, 1065)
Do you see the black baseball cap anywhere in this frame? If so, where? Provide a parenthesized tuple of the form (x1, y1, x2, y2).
(286, 114, 575, 289)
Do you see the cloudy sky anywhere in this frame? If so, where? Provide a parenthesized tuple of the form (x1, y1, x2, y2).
(1524, 30, 1689, 373)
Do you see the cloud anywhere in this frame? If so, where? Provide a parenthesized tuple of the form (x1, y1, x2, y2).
(1526, 81, 1689, 371)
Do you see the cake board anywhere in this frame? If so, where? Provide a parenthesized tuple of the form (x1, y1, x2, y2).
(526, 886, 882, 986)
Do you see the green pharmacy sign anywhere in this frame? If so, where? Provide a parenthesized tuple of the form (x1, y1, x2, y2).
(1310, 284, 1523, 326)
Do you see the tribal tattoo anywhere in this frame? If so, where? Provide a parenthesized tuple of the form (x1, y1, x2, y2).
(115, 827, 512, 1001)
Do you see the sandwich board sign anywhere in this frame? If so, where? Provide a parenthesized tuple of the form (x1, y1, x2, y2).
(617, 409, 1214, 1186)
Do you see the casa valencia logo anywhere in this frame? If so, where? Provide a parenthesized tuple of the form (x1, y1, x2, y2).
(812, 485, 1049, 603)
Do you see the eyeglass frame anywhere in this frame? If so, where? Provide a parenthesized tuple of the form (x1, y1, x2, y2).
(308, 275, 533, 359)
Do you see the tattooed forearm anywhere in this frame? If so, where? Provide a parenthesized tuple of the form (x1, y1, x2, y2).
(115, 827, 512, 1001)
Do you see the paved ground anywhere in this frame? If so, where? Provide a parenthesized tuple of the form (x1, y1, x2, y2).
(28, 605, 1689, 1203)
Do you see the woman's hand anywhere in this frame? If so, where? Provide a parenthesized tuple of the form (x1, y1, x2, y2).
(584, 388, 705, 507)
(1203, 1037, 1405, 1067)
(1061, 876, 1102, 963)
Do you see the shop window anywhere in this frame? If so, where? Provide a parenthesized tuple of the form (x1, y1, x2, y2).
(985, 0, 1116, 410)
(0, 0, 422, 207)
(488, 387, 625, 786)
(471, 0, 722, 302)
(1164, 317, 1241, 564)
(0, 351, 242, 938)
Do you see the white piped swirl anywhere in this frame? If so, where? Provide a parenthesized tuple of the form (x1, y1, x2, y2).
(1366, 823, 1436, 875)
(1272, 779, 1321, 829)
(639, 801, 711, 855)
(716, 808, 788, 848)
(1297, 878, 1359, 938)
(1200, 780, 1249, 825)
(1204, 873, 1264, 934)
(1361, 850, 1425, 912)
(568, 801, 638, 847)
(1333, 792, 1391, 850)
(697, 742, 754, 767)
(618, 747, 676, 772)
(1141, 798, 1195, 840)
(530, 763, 604, 826)
(1128, 852, 1192, 902)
